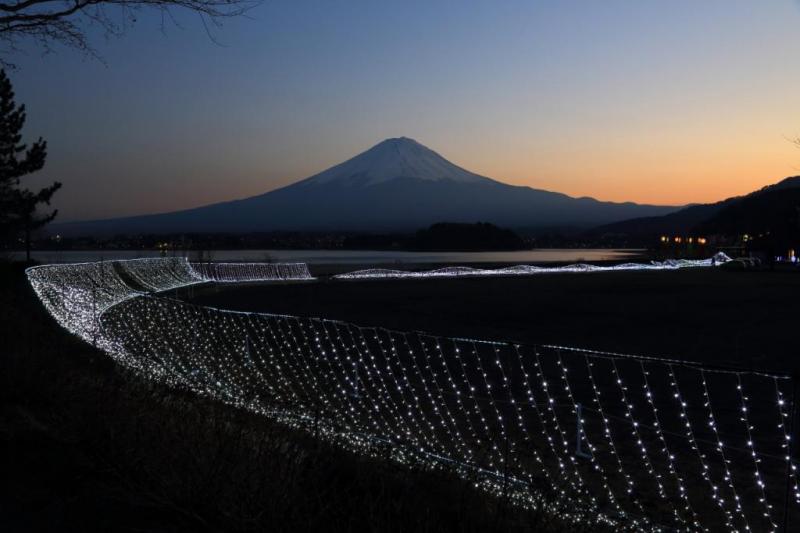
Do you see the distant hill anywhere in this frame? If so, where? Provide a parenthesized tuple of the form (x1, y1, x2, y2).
(413, 222, 526, 251)
(341, 222, 527, 251)
(53, 137, 679, 236)
(594, 176, 800, 238)
(593, 203, 725, 237)
(697, 178, 800, 240)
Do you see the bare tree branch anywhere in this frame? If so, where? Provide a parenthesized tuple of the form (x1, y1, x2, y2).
(0, 0, 259, 63)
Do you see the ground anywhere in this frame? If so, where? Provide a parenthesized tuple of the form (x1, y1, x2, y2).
(176, 266, 800, 531)
(0, 262, 579, 533)
(188, 266, 800, 375)
(4, 261, 799, 531)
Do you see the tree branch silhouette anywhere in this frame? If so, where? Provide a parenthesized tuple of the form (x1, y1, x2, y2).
(0, 0, 259, 60)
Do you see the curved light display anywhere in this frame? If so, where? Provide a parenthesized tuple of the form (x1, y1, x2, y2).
(334, 253, 732, 280)
(189, 261, 313, 283)
(26, 256, 797, 532)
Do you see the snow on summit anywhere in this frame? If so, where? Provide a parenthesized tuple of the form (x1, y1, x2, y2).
(302, 137, 491, 187)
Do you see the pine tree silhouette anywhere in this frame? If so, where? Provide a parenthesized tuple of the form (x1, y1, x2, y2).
(0, 69, 61, 262)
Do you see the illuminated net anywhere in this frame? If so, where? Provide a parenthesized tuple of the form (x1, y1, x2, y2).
(26, 257, 797, 531)
(189, 262, 313, 282)
(334, 253, 732, 280)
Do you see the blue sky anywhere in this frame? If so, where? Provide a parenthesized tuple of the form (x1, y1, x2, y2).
(11, 0, 800, 221)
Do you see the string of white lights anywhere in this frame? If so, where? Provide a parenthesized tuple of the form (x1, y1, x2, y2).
(609, 358, 682, 523)
(25, 257, 796, 532)
(117, 257, 199, 292)
(698, 369, 751, 531)
(735, 373, 778, 531)
(583, 355, 648, 520)
(333, 253, 732, 280)
(189, 262, 313, 282)
(666, 364, 738, 530)
(490, 344, 557, 492)
(553, 349, 626, 520)
(773, 378, 800, 506)
(638, 361, 700, 528)
(510, 344, 587, 505)
(530, 348, 597, 508)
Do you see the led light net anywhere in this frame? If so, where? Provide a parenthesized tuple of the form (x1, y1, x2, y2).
(27, 257, 797, 532)
(334, 253, 732, 280)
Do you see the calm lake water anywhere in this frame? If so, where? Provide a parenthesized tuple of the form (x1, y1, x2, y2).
(13, 249, 643, 265)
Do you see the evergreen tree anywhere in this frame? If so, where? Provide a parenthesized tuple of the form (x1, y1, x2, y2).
(0, 69, 61, 262)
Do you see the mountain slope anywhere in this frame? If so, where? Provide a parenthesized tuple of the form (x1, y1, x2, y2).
(54, 138, 680, 236)
(698, 177, 800, 237)
(595, 176, 800, 236)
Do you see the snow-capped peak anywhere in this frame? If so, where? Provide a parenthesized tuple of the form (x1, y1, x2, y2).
(301, 137, 491, 187)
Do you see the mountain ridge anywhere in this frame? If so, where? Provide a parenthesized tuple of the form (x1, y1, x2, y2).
(53, 137, 681, 236)
(594, 175, 800, 237)
(295, 137, 491, 187)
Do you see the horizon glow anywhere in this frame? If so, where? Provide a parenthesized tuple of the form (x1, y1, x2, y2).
(10, 0, 800, 222)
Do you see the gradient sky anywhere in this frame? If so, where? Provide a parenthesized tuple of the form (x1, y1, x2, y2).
(11, 0, 800, 221)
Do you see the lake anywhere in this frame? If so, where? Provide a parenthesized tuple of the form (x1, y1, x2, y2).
(11, 248, 643, 265)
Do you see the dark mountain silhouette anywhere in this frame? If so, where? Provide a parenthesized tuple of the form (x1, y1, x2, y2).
(54, 137, 679, 236)
(341, 222, 526, 251)
(413, 222, 526, 251)
(594, 176, 800, 237)
(593, 203, 725, 237)
(698, 178, 800, 238)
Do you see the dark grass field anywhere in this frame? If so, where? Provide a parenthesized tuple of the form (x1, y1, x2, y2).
(187, 266, 800, 376)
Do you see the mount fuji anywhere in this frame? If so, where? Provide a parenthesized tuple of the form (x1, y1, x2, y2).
(55, 137, 679, 235)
